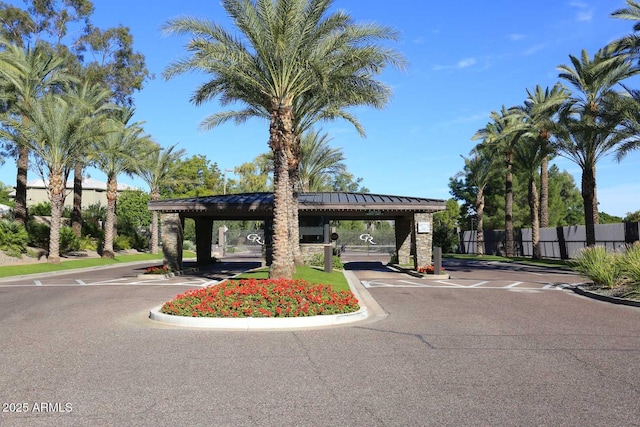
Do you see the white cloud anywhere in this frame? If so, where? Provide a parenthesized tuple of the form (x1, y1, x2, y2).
(576, 11, 593, 22)
(457, 58, 477, 69)
(568, 0, 593, 22)
(507, 33, 525, 41)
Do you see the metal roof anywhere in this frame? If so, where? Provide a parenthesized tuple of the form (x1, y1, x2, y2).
(148, 192, 446, 219)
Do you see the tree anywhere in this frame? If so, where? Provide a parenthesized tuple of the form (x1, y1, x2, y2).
(137, 144, 185, 254)
(0, 39, 75, 226)
(472, 106, 525, 257)
(433, 199, 460, 253)
(227, 154, 273, 194)
(298, 129, 347, 192)
(159, 155, 223, 198)
(0, 93, 98, 262)
(455, 147, 498, 256)
(554, 48, 638, 246)
(91, 107, 152, 258)
(624, 210, 640, 222)
(162, 0, 403, 278)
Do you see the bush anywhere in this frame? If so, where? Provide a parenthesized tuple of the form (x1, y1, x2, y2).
(620, 242, 640, 289)
(306, 252, 344, 270)
(60, 226, 80, 253)
(114, 235, 132, 251)
(26, 220, 50, 249)
(79, 236, 98, 251)
(570, 246, 623, 288)
(29, 201, 52, 216)
(0, 219, 28, 257)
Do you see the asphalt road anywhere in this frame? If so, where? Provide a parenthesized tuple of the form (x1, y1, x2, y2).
(0, 257, 639, 426)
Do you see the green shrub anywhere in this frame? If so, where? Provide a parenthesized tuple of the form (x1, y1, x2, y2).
(26, 220, 50, 249)
(29, 201, 52, 216)
(570, 246, 623, 288)
(114, 235, 132, 250)
(79, 236, 98, 251)
(60, 226, 80, 253)
(620, 242, 640, 289)
(0, 219, 28, 257)
(306, 252, 344, 270)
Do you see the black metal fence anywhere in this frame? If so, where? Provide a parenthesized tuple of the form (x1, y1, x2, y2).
(459, 222, 640, 259)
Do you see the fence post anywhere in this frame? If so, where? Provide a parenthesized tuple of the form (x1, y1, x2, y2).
(434, 247, 442, 275)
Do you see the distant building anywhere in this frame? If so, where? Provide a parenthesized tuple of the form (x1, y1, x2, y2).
(10, 177, 141, 209)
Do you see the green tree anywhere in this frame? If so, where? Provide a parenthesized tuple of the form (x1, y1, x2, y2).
(228, 154, 272, 194)
(547, 165, 584, 226)
(298, 129, 347, 192)
(473, 106, 525, 257)
(433, 199, 460, 253)
(137, 144, 185, 254)
(159, 154, 223, 198)
(163, 0, 403, 278)
(116, 189, 151, 249)
(624, 210, 640, 222)
(0, 39, 75, 226)
(554, 48, 638, 246)
(91, 107, 153, 258)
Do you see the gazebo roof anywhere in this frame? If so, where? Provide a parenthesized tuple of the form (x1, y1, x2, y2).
(148, 192, 446, 220)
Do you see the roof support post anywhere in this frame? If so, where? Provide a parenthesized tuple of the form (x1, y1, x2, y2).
(413, 212, 433, 269)
(395, 215, 412, 265)
(161, 213, 183, 271)
(195, 217, 214, 266)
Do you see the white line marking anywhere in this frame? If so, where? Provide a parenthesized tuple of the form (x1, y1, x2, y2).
(469, 281, 489, 288)
(76, 279, 86, 285)
(434, 280, 465, 287)
(506, 282, 523, 288)
(543, 284, 553, 289)
(34, 280, 42, 286)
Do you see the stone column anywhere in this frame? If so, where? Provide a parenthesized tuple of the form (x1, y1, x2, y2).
(395, 215, 412, 265)
(161, 213, 183, 271)
(413, 212, 433, 270)
(194, 217, 213, 266)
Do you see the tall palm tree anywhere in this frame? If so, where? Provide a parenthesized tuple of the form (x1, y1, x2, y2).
(65, 79, 115, 237)
(517, 84, 569, 228)
(137, 143, 185, 254)
(0, 39, 75, 226)
(298, 129, 347, 192)
(162, 0, 403, 279)
(610, 1, 640, 57)
(91, 107, 152, 258)
(0, 93, 99, 262)
(472, 106, 525, 257)
(554, 48, 639, 246)
(457, 146, 498, 256)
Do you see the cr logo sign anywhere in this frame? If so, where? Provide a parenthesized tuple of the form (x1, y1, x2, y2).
(359, 233, 376, 245)
(247, 233, 264, 245)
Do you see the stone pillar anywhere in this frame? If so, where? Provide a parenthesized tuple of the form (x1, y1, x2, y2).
(413, 212, 433, 270)
(395, 215, 412, 265)
(194, 217, 213, 266)
(161, 213, 183, 271)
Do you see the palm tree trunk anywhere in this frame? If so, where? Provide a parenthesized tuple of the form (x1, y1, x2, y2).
(71, 160, 83, 238)
(476, 188, 485, 256)
(582, 165, 598, 247)
(14, 144, 29, 226)
(102, 176, 117, 259)
(150, 190, 160, 254)
(529, 177, 541, 259)
(47, 170, 65, 264)
(270, 148, 294, 278)
(539, 155, 549, 228)
(289, 168, 303, 266)
(505, 151, 515, 257)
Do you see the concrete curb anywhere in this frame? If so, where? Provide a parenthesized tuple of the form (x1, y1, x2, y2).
(388, 263, 450, 279)
(572, 286, 640, 308)
(148, 269, 387, 331)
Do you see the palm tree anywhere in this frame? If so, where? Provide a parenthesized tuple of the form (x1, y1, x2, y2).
(457, 147, 498, 256)
(137, 143, 185, 254)
(610, 1, 640, 57)
(91, 107, 153, 258)
(517, 84, 569, 228)
(554, 48, 639, 246)
(65, 79, 115, 237)
(0, 93, 98, 262)
(472, 106, 525, 257)
(0, 39, 75, 226)
(162, 0, 403, 278)
(298, 129, 347, 192)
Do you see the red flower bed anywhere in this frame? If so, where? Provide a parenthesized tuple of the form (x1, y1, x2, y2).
(160, 278, 360, 318)
(144, 265, 171, 274)
(417, 265, 445, 274)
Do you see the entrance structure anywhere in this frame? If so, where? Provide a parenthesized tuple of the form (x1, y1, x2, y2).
(148, 192, 446, 271)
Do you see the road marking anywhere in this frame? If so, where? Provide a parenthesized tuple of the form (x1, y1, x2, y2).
(469, 281, 489, 288)
(76, 279, 86, 285)
(34, 280, 42, 286)
(506, 281, 523, 288)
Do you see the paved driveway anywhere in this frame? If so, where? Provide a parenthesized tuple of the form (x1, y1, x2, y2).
(0, 258, 639, 426)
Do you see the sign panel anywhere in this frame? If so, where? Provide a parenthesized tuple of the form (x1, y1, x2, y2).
(417, 221, 431, 233)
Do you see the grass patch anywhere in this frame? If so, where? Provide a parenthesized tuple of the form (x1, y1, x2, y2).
(236, 265, 350, 292)
(0, 251, 196, 278)
(444, 253, 571, 268)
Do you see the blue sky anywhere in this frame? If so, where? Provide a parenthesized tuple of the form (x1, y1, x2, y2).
(2, 0, 640, 217)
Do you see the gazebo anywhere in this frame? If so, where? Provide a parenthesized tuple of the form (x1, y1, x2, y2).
(148, 192, 447, 270)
